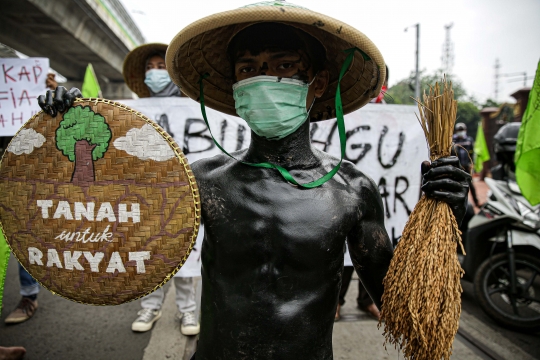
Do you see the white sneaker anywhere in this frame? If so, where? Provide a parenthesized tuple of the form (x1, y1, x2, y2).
(132, 309, 162, 332)
(180, 311, 200, 336)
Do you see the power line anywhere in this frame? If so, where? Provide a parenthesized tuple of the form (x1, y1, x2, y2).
(494, 61, 532, 98)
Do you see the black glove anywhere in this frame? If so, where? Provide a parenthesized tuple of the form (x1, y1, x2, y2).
(37, 86, 82, 117)
(421, 156, 471, 225)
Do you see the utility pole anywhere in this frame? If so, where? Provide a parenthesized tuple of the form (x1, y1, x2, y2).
(441, 23, 454, 74)
(494, 58, 500, 101)
(405, 23, 420, 99)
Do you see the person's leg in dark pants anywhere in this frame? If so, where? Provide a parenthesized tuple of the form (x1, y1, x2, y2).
(466, 165, 480, 206)
(339, 266, 354, 306)
(357, 282, 373, 309)
(357, 281, 381, 320)
(336, 266, 354, 321)
(5, 264, 39, 324)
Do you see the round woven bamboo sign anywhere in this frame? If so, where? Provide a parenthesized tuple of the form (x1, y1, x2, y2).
(0, 99, 200, 305)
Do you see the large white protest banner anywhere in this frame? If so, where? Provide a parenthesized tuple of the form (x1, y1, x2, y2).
(121, 97, 429, 271)
(0, 58, 49, 136)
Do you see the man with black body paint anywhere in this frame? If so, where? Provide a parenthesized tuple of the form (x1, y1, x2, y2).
(40, 15, 470, 360)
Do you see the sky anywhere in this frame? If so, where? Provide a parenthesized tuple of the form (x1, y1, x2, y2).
(120, 0, 540, 104)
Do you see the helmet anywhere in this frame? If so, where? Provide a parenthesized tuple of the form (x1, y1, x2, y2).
(493, 122, 521, 154)
(455, 122, 467, 132)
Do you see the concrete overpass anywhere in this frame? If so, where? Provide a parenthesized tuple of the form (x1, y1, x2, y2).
(0, 0, 145, 98)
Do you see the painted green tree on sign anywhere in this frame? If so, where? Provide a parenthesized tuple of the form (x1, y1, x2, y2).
(56, 106, 111, 185)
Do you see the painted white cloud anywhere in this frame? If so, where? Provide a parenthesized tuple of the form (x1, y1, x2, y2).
(113, 124, 176, 161)
(7, 128, 46, 155)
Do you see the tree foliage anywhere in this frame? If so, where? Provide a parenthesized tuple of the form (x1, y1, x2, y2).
(387, 69, 468, 105)
(387, 69, 486, 138)
(56, 106, 112, 162)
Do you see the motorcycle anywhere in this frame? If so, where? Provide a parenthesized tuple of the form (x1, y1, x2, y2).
(461, 177, 540, 331)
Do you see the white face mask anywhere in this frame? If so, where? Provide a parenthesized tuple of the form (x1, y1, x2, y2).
(144, 69, 171, 93)
(456, 130, 467, 138)
(232, 75, 316, 140)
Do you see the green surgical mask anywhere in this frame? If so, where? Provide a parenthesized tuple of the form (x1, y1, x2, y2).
(233, 76, 316, 140)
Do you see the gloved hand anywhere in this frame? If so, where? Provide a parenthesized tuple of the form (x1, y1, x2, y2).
(421, 156, 471, 225)
(37, 86, 82, 117)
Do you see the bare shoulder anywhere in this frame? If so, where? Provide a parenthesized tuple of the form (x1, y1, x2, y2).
(190, 150, 246, 184)
(341, 161, 378, 192)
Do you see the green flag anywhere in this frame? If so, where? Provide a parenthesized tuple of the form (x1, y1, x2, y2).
(81, 63, 102, 98)
(515, 60, 540, 205)
(0, 229, 9, 313)
(474, 121, 491, 173)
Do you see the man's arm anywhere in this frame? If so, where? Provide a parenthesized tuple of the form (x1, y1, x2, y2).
(347, 178, 393, 309)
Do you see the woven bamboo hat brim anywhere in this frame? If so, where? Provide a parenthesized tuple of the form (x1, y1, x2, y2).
(166, 1, 385, 121)
(123, 43, 168, 98)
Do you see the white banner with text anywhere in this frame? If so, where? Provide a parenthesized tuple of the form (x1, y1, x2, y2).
(121, 97, 429, 270)
(0, 58, 49, 136)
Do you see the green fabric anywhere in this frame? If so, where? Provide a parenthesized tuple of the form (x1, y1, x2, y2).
(81, 63, 101, 98)
(515, 60, 540, 205)
(198, 48, 359, 189)
(473, 121, 490, 173)
(233, 76, 312, 140)
(0, 230, 9, 314)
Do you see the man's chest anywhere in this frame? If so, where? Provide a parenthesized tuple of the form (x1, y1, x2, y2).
(198, 178, 359, 262)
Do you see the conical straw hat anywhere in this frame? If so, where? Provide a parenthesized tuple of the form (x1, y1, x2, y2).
(166, 1, 385, 121)
(123, 43, 168, 98)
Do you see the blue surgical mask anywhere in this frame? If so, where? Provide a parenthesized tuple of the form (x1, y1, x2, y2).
(144, 69, 171, 93)
(233, 75, 316, 140)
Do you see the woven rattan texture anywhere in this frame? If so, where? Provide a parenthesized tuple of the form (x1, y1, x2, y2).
(123, 43, 168, 98)
(166, 4, 385, 120)
(0, 99, 200, 305)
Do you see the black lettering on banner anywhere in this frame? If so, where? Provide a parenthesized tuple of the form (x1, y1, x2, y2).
(183, 118, 215, 155)
(378, 177, 391, 219)
(309, 123, 319, 144)
(309, 122, 338, 152)
(345, 125, 372, 164)
(378, 125, 405, 169)
(155, 114, 174, 138)
(220, 119, 227, 144)
(394, 176, 411, 216)
(236, 124, 246, 151)
(216, 119, 246, 151)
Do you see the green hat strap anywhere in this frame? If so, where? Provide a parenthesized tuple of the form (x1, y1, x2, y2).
(197, 47, 360, 189)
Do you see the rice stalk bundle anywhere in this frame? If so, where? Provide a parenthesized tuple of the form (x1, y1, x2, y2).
(379, 77, 465, 360)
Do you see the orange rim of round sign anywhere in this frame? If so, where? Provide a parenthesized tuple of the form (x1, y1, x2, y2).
(0, 98, 201, 305)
